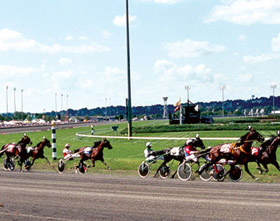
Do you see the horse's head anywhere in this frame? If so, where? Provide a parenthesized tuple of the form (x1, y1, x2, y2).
(102, 139, 113, 150)
(43, 137, 51, 148)
(192, 134, 206, 150)
(249, 128, 264, 143)
(20, 134, 32, 146)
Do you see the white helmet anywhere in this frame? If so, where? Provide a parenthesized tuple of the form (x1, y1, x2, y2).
(146, 142, 152, 148)
(195, 134, 200, 139)
(277, 131, 280, 136)
(186, 139, 193, 146)
(65, 143, 70, 148)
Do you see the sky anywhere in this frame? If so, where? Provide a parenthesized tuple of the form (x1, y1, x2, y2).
(0, 0, 280, 113)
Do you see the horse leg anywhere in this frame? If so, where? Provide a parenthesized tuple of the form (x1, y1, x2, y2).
(43, 156, 51, 165)
(18, 160, 23, 172)
(271, 161, 280, 171)
(244, 163, 257, 180)
(256, 161, 264, 174)
(101, 159, 111, 170)
(154, 161, 166, 178)
(30, 157, 36, 167)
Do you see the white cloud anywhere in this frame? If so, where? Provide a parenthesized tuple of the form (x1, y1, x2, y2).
(102, 30, 112, 39)
(238, 35, 247, 41)
(272, 33, 280, 52)
(164, 39, 225, 58)
(113, 15, 137, 27)
(139, 0, 184, 4)
(206, 0, 280, 25)
(0, 65, 34, 77)
(243, 54, 280, 64)
(65, 35, 73, 41)
(0, 29, 110, 54)
(59, 58, 72, 66)
(238, 73, 252, 82)
(154, 60, 213, 83)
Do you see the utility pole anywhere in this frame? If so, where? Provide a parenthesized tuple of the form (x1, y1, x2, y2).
(21, 89, 23, 120)
(126, 0, 132, 137)
(271, 84, 277, 115)
(185, 85, 190, 104)
(14, 87, 16, 114)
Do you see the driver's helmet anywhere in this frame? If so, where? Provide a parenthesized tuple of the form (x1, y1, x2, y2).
(23, 133, 27, 137)
(186, 139, 193, 146)
(248, 125, 252, 131)
(277, 131, 280, 136)
(65, 143, 70, 149)
(146, 142, 152, 148)
(195, 134, 200, 139)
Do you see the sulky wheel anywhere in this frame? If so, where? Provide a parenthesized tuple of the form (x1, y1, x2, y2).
(159, 164, 170, 179)
(212, 164, 225, 182)
(177, 162, 192, 181)
(3, 158, 15, 171)
(199, 163, 213, 182)
(138, 162, 150, 178)
(57, 159, 65, 173)
(229, 165, 243, 182)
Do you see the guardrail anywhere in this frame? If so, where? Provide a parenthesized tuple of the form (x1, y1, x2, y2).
(76, 131, 240, 141)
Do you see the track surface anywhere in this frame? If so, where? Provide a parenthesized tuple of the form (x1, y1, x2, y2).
(0, 171, 279, 220)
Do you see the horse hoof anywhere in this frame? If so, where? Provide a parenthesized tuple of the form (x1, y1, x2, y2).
(254, 177, 259, 181)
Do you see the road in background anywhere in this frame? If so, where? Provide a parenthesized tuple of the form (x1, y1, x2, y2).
(0, 171, 279, 220)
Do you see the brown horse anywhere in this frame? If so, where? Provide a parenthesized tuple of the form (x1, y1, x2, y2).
(199, 128, 264, 180)
(75, 139, 113, 171)
(0, 134, 32, 161)
(250, 132, 280, 174)
(18, 137, 51, 171)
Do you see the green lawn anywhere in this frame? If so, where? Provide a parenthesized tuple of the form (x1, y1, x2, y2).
(0, 120, 279, 183)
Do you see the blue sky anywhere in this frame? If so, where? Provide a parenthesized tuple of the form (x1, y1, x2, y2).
(0, 0, 279, 113)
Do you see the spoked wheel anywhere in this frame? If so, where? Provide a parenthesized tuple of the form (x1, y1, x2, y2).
(199, 163, 213, 181)
(229, 165, 243, 182)
(159, 164, 170, 179)
(57, 159, 65, 173)
(3, 158, 15, 171)
(138, 162, 150, 178)
(24, 159, 31, 171)
(78, 162, 87, 174)
(177, 162, 192, 181)
(212, 164, 225, 182)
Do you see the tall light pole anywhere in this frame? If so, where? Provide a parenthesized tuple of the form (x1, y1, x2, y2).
(6, 86, 8, 114)
(185, 85, 190, 104)
(14, 87, 16, 114)
(271, 83, 277, 115)
(21, 89, 23, 120)
(220, 86, 226, 118)
(66, 94, 69, 110)
(61, 94, 63, 110)
(55, 93, 57, 118)
(126, 0, 132, 137)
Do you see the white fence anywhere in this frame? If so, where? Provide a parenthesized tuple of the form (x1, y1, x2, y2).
(75, 131, 240, 141)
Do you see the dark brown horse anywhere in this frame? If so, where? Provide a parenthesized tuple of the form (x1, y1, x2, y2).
(0, 134, 32, 161)
(250, 132, 280, 174)
(75, 139, 113, 171)
(18, 137, 51, 171)
(199, 128, 264, 180)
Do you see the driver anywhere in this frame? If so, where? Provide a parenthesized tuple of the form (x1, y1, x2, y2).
(144, 142, 155, 163)
(184, 139, 200, 163)
(63, 143, 73, 160)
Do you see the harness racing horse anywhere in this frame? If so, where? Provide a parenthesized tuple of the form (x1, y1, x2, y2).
(0, 134, 32, 165)
(76, 139, 113, 172)
(199, 128, 264, 180)
(250, 132, 280, 174)
(18, 137, 51, 171)
(152, 134, 206, 178)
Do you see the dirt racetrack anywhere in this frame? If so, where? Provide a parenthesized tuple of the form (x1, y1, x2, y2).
(0, 170, 279, 221)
